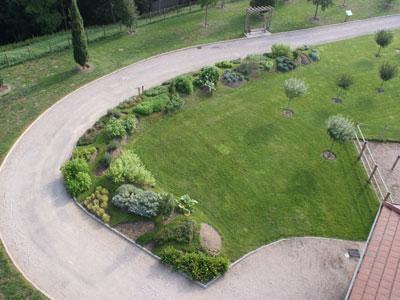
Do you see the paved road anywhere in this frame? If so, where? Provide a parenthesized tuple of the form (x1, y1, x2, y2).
(1, 15, 400, 299)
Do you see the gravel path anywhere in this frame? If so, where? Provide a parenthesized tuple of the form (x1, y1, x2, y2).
(1, 15, 400, 299)
(367, 142, 400, 203)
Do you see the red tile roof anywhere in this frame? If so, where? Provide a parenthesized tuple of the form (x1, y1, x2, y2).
(348, 202, 400, 300)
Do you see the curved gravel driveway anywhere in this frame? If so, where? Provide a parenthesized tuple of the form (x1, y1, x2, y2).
(1, 15, 400, 299)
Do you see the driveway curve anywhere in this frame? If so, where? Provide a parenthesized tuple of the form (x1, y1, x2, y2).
(1, 15, 400, 299)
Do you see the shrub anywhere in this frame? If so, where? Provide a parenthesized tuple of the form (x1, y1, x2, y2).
(326, 115, 355, 148)
(271, 44, 291, 58)
(133, 94, 170, 116)
(77, 128, 98, 146)
(195, 66, 220, 92)
(174, 76, 193, 95)
(260, 60, 274, 71)
(222, 69, 244, 84)
(124, 115, 137, 134)
(160, 247, 229, 282)
(83, 186, 111, 223)
(107, 140, 119, 152)
(336, 74, 354, 90)
(308, 49, 320, 61)
(100, 152, 112, 167)
(107, 108, 123, 118)
(107, 150, 155, 186)
(165, 95, 185, 114)
(112, 184, 161, 217)
(375, 30, 393, 56)
(105, 118, 126, 139)
(72, 146, 97, 162)
(235, 61, 258, 77)
(159, 193, 176, 217)
(176, 194, 198, 216)
(133, 102, 153, 115)
(276, 56, 296, 72)
(118, 99, 136, 109)
(61, 158, 92, 196)
(155, 218, 194, 246)
(144, 85, 169, 97)
(215, 61, 233, 68)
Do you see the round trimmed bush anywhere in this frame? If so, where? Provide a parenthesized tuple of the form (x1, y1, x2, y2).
(174, 76, 193, 95)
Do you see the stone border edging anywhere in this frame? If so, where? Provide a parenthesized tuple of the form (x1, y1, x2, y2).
(72, 197, 211, 288)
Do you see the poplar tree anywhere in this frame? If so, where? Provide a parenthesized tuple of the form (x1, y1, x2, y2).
(71, 0, 89, 69)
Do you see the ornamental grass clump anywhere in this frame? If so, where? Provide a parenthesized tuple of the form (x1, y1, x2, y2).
(105, 118, 126, 139)
(107, 150, 155, 186)
(72, 145, 97, 162)
(83, 186, 111, 223)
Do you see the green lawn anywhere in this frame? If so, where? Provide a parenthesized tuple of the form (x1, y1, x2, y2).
(130, 33, 400, 259)
(1, 0, 400, 295)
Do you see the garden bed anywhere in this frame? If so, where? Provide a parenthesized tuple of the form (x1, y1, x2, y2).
(60, 43, 377, 282)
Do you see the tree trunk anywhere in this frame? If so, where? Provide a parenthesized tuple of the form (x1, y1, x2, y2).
(377, 46, 382, 57)
(314, 3, 319, 19)
(380, 80, 385, 89)
(287, 98, 292, 109)
(330, 140, 335, 151)
(204, 5, 208, 27)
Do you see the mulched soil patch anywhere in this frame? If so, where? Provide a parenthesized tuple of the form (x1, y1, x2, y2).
(0, 85, 11, 97)
(114, 221, 155, 241)
(300, 53, 312, 65)
(332, 97, 343, 104)
(282, 108, 294, 118)
(95, 163, 108, 176)
(323, 150, 336, 160)
(77, 63, 95, 74)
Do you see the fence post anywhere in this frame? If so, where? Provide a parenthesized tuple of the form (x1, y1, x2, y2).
(383, 192, 391, 202)
(27, 46, 32, 58)
(141, 85, 144, 94)
(48, 41, 52, 53)
(137, 87, 141, 96)
(391, 155, 400, 171)
(358, 141, 368, 160)
(68, 38, 71, 47)
(368, 164, 378, 183)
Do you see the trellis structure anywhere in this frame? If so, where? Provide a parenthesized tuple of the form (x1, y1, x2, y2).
(244, 6, 273, 34)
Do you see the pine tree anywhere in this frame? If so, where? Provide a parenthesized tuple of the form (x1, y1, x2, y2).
(70, 0, 89, 69)
(120, 0, 138, 34)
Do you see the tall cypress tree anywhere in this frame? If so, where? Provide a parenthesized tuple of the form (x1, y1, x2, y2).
(70, 0, 89, 68)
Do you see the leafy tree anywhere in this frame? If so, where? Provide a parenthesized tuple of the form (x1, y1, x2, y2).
(308, 0, 333, 20)
(326, 115, 355, 151)
(375, 30, 394, 57)
(70, 0, 89, 69)
(336, 74, 354, 98)
(283, 78, 307, 110)
(200, 0, 218, 27)
(378, 62, 398, 92)
(120, 0, 138, 34)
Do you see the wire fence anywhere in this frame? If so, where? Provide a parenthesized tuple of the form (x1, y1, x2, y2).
(354, 124, 394, 204)
(0, 1, 203, 69)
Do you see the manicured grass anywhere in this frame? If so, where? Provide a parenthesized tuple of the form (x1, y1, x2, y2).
(0, 243, 45, 299)
(131, 33, 400, 259)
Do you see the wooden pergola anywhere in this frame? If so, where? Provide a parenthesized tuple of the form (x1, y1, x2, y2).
(244, 6, 273, 34)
